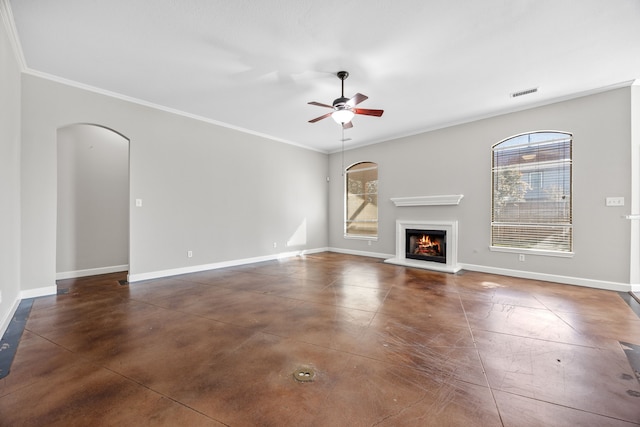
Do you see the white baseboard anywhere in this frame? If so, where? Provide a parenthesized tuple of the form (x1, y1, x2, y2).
(0, 298, 21, 340)
(128, 248, 328, 283)
(56, 264, 129, 280)
(20, 285, 57, 299)
(327, 247, 394, 259)
(1, 285, 56, 338)
(326, 251, 631, 292)
(459, 263, 632, 292)
(128, 248, 634, 293)
(329, 250, 634, 292)
(2, 251, 635, 341)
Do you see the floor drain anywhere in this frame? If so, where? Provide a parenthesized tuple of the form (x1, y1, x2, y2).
(292, 367, 316, 382)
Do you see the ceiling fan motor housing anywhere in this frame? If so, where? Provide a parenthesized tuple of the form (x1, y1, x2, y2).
(333, 97, 350, 109)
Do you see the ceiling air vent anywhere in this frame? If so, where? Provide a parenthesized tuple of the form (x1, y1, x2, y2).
(511, 87, 538, 98)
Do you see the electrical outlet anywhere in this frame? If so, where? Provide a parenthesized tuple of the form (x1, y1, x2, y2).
(135, 199, 143, 207)
(606, 197, 624, 207)
(273, 242, 277, 248)
(519, 254, 525, 262)
(187, 250, 193, 258)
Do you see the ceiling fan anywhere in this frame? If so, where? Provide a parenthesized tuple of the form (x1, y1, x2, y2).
(308, 71, 384, 129)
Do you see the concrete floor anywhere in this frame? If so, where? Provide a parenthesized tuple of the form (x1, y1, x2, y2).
(1, 252, 639, 426)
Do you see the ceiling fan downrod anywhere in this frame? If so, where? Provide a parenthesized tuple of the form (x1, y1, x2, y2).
(337, 71, 349, 98)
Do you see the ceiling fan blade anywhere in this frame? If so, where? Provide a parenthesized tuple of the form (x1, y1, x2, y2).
(308, 101, 334, 109)
(342, 121, 353, 129)
(308, 112, 333, 123)
(346, 93, 368, 107)
(354, 108, 384, 117)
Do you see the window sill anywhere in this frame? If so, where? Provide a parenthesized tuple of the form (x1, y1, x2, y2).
(390, 194, 463, 206)
(490, 246, 574, 258)
(344, 235, 378, 241)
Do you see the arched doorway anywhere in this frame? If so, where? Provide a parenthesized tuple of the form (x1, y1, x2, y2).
(56, 124, 129, 279)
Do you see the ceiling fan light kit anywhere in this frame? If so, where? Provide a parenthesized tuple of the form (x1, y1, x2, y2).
(332, 108, 355, 124)
(308, 71, 384, 129)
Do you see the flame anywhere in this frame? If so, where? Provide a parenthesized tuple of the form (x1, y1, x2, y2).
(414, 235, 441, 255)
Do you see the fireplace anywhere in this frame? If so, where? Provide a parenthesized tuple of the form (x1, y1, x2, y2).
(406, 229, 446, 263)
(385, 220, 461, 273)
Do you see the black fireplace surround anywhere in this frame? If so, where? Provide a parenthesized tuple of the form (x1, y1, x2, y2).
(405, 229, 446, 264)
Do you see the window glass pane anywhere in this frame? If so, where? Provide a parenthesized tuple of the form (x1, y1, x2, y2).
(346, 162, 378, 237)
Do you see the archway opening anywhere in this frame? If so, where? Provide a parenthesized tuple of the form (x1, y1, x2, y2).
(56, 124, 130, 279)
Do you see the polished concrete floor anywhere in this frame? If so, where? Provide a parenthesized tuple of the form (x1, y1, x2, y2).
(1, 252, 639, 426)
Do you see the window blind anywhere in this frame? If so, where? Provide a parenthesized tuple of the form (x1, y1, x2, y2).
(491, 132, 572, 253)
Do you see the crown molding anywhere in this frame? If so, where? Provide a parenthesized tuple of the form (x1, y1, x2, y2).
(329, 79, 638, 154)
(0, 0, 326, 155)
(0, 0, 26, 71)
(22, 67, 328, 154)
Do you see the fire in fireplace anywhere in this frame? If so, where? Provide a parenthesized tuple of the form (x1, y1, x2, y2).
(406, 229, 446, 263)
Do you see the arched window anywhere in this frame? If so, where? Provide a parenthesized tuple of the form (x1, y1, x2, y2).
(345, 162, 378, 238)
(491, 131, 573, 255)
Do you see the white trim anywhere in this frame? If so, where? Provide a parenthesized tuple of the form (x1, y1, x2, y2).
(489, 246, 574, 258)
(0, 0, 27, 71)
(343, 235, 378, 241)
(328, 247, 393, 259)
(327, 250, 640, 292)
(324, 251, 633, 292)
(460, 263, 631, 292)
(344, 161, 379, 239)
(0, 297, 21, 340)
(385, 257, 462, 273)
(19, 286, 56, 299)
(56, 265, 129, 280)
(390, 195, 464, 207)
(21, 69, 325, 154)
(128, 248, 328, 283)
(630, 81, 640, 285)
(329, 80, 637, 154)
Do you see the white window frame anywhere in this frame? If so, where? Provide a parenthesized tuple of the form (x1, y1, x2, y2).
(490, 131, 573, 257)
(344, 162, 378, 240)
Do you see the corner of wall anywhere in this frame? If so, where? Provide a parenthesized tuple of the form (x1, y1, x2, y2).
(0, 296, 20, 340)
(0, 0, 23, 344)
(630, 80, 640, 284)
(0, 0, 27, 72)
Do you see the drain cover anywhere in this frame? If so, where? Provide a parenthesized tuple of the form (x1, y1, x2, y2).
(292, 367, 316, 382)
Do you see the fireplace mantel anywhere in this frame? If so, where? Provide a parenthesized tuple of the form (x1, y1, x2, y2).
(390, 195, 464, 207)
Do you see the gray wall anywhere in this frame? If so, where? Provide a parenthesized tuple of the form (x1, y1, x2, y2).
(0, 9, 21, 328)
(56, 124, 129, 275)
(20, 74, 329, 291)
(632, 83, 640, 286)
(329, 88, 633, 286)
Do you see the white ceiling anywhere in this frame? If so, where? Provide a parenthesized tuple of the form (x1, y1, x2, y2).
(7, 0, 640, 153)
